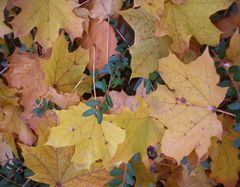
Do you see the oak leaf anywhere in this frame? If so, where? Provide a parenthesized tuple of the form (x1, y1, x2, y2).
(120, 7, 171, 78)
(145, 49, 227, 163)
(21, 120, 112, 187)
(10, 0, 85, 48)
(46, 103, 126, 169)
(155, 0, 233, 58)
(210, 115, 240, 187)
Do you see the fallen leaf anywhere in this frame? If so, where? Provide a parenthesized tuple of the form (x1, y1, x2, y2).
(90, 0, 123, 20)
(210, 115, 240, 187)
(145, 48, 227, 163)
(10, 0, 85, 48)
(21, 119, 112, 187)
(155, 0, 232, 59)
(5, 50, 80, 121)
(0, 79, 20, 107)
(0, 0, 11, 37)
(41, 34, 91, 94)
(227, 29, 240, 66)
(0, 133, 14, 166)
(0, 105, 36, 145)
(108, 91, 138, 114)
(120, 7, 171, 78)
(80, 20, 119, 70)
(106, 98, 164, 165)
(46, 102, 126, 169)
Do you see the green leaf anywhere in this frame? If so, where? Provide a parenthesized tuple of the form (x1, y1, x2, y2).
(108, 178, 122, 187)
(233, 73, 240, 82)
(125, 171, 135, 185)
(82, 108, 97, 117)
(127, 163, 135, 176)
(102, 102, 109, 112)
(106, 95, 113, 107)
(228, 103, 240, 111)
(110, 168, 124, 176)
(84, 99, 99, 107)
(96, 110, 103, 124)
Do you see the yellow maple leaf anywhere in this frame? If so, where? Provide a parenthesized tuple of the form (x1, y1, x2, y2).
(0, 0, 11, 37)
(0, 79, 20, 106)
(46, 103, 126, 169)
(21, 120, 112, 187)
(145, 48, 227, 163)
(210, 115, 240, 187)
(41, 34, 91, 94)
(120, 7, 171, 78)
(156, 0, 233, 58)
(227, 29, 240, 66)
(10, 0, 85, 48)
(106, 98, 164, 164)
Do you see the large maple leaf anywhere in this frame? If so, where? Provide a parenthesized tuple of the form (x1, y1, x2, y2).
(41, 34, 91, 94)
(120, 7, 171, 78)
(145, 48, 227, 163)
(106, 98, 165, 164)
(46, 103, 126, 169)
(10, 0, 85, 48)
(155, 0, 233, 58)
(210, 116, 240, 187)
(21, 120, 112, 187)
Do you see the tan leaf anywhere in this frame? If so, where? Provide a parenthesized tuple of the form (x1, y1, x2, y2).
(80, 20, 119, 70)
(145, 48, 227, 163)
(227, 29, 240, 66)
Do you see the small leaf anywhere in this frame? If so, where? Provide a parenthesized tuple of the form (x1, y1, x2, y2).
(82, 108, 97, 117)
(106, 95, 113, 107)
(102, 102, 109, 112)
(96, 110, 103, 124)
(233, 138, 240, 148)
(110, 168, 124, 176)
(108, 178, 122, 187)
(127, 163, 135, 176)
(125, 171, 135, 185)
(85, 99, 99, 107)
(228, 103, 240, 111)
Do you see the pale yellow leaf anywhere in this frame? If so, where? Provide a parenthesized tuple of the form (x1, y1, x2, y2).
(145, 48, 227, 163)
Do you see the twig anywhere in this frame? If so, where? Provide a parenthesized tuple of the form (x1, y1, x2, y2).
(0, 173, 20, 186)
(0, 66, 8, 75)
(92, 45, 97, 100)
(211, 49, 240, 100)
(215, 108, 235, 117)
(22, 178, 31, 187)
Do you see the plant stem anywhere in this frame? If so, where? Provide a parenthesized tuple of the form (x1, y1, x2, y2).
(215, 108, 235, 117)
(92, 44, 97, 101)
(211, 49, 240, 100)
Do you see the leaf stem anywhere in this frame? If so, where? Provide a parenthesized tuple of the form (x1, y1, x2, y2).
(92, 44, 97, 101)
(215, 108, 235, 117)
(211, 49, 240, 100)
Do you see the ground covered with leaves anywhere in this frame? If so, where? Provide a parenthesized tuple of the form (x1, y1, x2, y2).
(1, 0, 240, 186)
